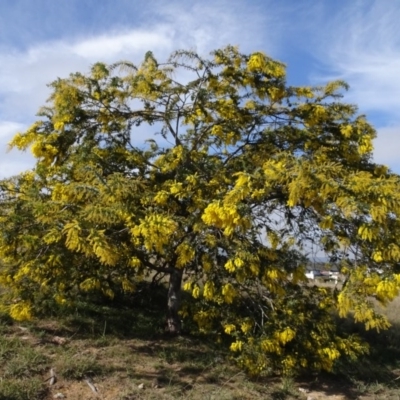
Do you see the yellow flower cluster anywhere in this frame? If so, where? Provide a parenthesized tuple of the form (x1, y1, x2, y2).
(80, 278, 101, 291)
(203, 281, 215, 300)
(193, 310, 216, 333)
(340, 124, 353, 138)
(376, 279, 399, 301)
(192, 285, 201, 298)
(131, 214, 177, 253)
(276, 327, 296, 345)
(221, 283, 237, 303)
(54, 294, 67, 305)
(317, 347, 341, 371)
(121, 279, 135, 293)
(224, 324, 236, 334)
(260, 339, 281, 353)
(8, 122, 43, 151)
(302, 104, 327, 127)
(153, 190, 169, 205)
(337, 292, 353, 318)
(358, 134, 373, 155)
(176, 242, 195, 268)
(247, 52, 285, 78)
(240, 319, 253, 334)
(10, 302, 32, 321)
(156, 145, 184, 173)
(129, 257, 141, 268)
(281, 356, 297, 373)
(201, 254, 213, 272)
(295, 87, 314, 98)
(169, 182, 183, 195)
(210, 125, 239, 145)
(224, 258, 239, 273)
(202, 201, 250, 236)
(230, 340, 244, 352)
(89, 230, 119, 266)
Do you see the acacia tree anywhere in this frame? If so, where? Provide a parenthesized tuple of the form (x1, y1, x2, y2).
(1, 46, 400, 374)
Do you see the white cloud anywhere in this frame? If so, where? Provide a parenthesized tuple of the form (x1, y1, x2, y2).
(0, 2, 277, 178)
(0, 121, 34, 178)
(373, 125, 400, 170)
(71, 28, 173, 60)
(314, 1, 400, 107)
(0, 121, 24, 140)
(153, 1, 272, 55)
(0, 26, 176, 122)
(306, 1, 400, 172)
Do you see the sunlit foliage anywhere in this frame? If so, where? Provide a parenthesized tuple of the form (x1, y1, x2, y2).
(1, 46, 400, 375)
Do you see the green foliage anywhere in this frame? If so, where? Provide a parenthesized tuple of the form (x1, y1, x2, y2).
(0, 378, 46, 400)
(1, 46, 400, 376)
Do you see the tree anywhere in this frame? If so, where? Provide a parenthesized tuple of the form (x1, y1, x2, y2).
(1, 46, 400, 375)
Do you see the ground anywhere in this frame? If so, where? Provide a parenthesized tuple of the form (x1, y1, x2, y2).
(1, 283, 400, 400)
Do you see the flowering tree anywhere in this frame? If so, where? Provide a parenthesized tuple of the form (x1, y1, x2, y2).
(1, 46, 400, 374)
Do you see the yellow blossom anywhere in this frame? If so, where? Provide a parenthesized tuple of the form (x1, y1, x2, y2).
(222, 283, 237, 303)
(203, 281, 215, 300)
(192, 285, 201, 299)
(230, 340, 244, 352)
(10, 303, 32, 321)
(224, 324, 236, 334)
(241, 320, 253, 334)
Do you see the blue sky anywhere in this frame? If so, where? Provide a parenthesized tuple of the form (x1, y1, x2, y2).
(1, 0, 399, 177)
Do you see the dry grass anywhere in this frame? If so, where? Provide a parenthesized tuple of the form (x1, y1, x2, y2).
(0, 318, 302, 400)
(1, 284, 400, 399)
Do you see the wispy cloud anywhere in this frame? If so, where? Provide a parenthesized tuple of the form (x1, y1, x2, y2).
(306, 1, 400, 169)
(152, 1, 274, 55)
(4, 0, 398, 175)
(0, 1, 278, 177)
(318, 2, 400, 117)
(71, 28, 174, 60)
(0, 26, 175, 122)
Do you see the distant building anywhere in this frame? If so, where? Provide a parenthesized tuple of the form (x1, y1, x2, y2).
(305, 269, 323, 280)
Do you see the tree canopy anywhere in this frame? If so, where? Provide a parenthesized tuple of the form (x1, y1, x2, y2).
(1, 46, 400, 375)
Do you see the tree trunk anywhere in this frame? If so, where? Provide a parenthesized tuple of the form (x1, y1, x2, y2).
(166, 268, 183, 334)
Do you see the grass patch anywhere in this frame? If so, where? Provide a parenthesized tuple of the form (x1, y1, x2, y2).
(0, 283, 400, 398)
(3, 346, 48, 378)
(55, 351, 105, 380)
(0, 378, 47, 400)
(270, 376, 299, 400)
